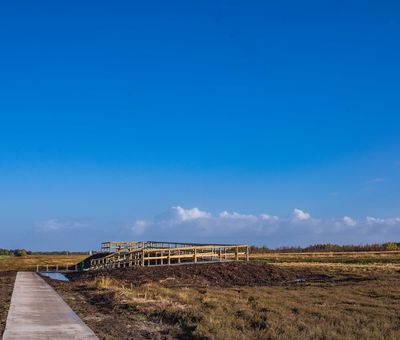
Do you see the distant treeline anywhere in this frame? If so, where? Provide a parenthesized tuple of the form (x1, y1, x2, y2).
(250, 242, 399, 253)
(0, 249, 89, 257)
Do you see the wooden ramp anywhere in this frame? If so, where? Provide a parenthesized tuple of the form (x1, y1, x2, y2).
(3, 272, 98, 340)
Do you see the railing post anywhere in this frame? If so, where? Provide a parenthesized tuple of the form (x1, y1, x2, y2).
(194, 248, 197, 263)
(46, 264, 49, 272)
(36, 265, 39, 272)
(235, 246, 239, 261)
(168, 249, 171, 265)
(246, 246, 249, 261)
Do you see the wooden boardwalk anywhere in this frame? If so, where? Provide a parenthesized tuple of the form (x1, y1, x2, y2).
(91, 241, 249, 269)
(3, 272, 98, 340)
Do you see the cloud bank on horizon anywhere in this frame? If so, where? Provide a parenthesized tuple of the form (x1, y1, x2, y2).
(128, 206, 400, 247)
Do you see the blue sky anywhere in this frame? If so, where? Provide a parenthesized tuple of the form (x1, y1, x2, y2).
(0, 1, 399, 250)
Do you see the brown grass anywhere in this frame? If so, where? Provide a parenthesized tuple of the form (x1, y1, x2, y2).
(0, 254, 87, 272)
(251, 251, 400, 273)
(0, 271, 16, 336)
(46, 254, 400, 340)
(3, 252, 400, 339)
(57, 270, 400, 339)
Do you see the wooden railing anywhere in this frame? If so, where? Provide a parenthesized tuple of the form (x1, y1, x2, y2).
(36, 264, 78, 272)
(92, 242, 249, 269)
(100, 241, 234, 253)
(101, 241, 142, 253)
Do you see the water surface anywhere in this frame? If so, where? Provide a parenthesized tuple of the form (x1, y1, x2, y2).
(40, 272, 69, 282)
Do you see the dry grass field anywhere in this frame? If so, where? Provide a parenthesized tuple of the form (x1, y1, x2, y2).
(2, 252, 400, 339)
(0, 254, 87, 272)
(49, 252, 400, 340)
(251, 251, 400, 273)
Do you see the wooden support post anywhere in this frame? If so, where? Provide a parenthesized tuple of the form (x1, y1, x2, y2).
(168, 250, 171, 265)
(36, 265, 39, 272)
(161, 250, 164, 265)
(194, 248, 197, 263)
(142, 250, 145, 266)
(235, 247, 239, 261)
(46, 264, 49, 272)
(246, 246, 249, 261)
(178, 250, 181, 264)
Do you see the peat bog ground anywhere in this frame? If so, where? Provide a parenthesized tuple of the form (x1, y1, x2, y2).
(48, 260, 400, 339)
(2, 253, 400, 339)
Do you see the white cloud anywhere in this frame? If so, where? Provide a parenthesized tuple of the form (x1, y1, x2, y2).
(366, 216, 385, 225)
(366, 216, 400, 226)
(130, 220, 148, 235)
(127, 206, 400, 246)
(260, 214, 279, 221)
(292, 208, 311, 221)
(174, 206, 211, 221)
(219, 211, 257, 220)
(343, 216, 357, 226)
(36, 219, 88, 231)
(155, 206, 210, 225)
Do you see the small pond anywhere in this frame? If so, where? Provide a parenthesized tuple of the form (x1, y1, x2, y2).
(40, 272, 70, 282)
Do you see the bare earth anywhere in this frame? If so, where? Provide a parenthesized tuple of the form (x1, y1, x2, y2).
(0, 271, 16, 336)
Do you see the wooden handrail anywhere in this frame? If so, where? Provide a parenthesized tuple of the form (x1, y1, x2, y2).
(90, 242, 249, 269)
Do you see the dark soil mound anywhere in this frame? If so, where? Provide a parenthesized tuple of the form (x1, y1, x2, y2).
(68, 261, 316, 287)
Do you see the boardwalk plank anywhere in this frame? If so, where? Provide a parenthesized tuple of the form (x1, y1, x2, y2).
(3, 272, 98, 340)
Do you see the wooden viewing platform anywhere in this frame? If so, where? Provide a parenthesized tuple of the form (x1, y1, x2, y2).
(90, 241, 249, 270)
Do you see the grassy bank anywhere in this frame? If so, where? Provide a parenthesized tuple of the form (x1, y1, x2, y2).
(0, 254, 87, 272)
(49, 258, 400, 339)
